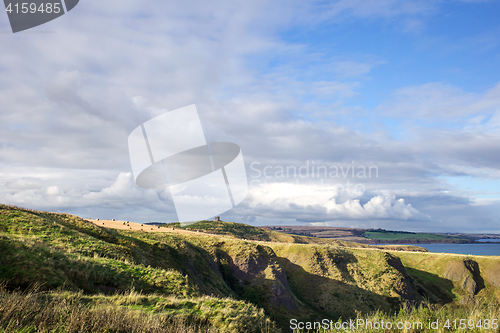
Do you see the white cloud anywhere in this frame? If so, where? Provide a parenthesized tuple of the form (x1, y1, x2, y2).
(46, 186, 61, 196)
(0, 0, 499, 231)
(378, 82, 480, 118)
(4, 178, 41, 190)
(378, 82, 500, 124)
(0, 170, 177, 221)
(82, 172, 162, 206)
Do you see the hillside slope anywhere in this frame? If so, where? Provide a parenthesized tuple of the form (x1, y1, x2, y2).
(1, 204, 500, 332)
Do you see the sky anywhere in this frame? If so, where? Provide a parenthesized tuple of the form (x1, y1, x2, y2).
(1, 0, 500, 233)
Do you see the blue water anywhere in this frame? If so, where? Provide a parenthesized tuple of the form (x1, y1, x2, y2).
(405, 243, 500, 256)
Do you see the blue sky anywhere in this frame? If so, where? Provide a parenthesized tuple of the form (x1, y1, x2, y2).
(278, 1, 500, 110)
(0, 0, 500, 232)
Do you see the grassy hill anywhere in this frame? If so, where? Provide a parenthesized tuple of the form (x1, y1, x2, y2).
(174, 221, 429, 251)
(364, 230, 472, 243)
(169, 220, 364, 245)
(265, 226, 475, 244)
(1, 204, 500, 332)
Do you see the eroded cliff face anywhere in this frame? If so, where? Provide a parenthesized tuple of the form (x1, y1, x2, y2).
(225, 244, 298, 311)
(444, 260, 483, 295)
(442, 259, 487, 305)
(205, 240, 301, 317)
(201, 239, 500, 330)
(207, 242, 416, 324)
(211, 242, 445, 324)
(384, 252, 416, 301)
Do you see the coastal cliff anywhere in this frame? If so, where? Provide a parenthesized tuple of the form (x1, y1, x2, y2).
(1, 204, 500, 332)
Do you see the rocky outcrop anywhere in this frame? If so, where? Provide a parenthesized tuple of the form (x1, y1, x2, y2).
(222, 244, 298, 311)
(384, 252, 416, 301)
(443, 260, 484, 297)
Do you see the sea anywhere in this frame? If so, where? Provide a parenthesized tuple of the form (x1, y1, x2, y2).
(388, 240, 500, 256)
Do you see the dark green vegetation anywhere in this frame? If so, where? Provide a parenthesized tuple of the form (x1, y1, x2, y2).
(1, 205, 500, 332)
(183, 221, 272, 241)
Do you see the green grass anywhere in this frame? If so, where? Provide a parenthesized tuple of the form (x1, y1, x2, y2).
(364, 231, 474, 244)
(0, 285, 274, 333)
(365, 231, 452, 241)
(0, 205, 241, 297)
(297, 301, 500, 332)
(183, 220, 272, 241)
(0, 205, 278, 332)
